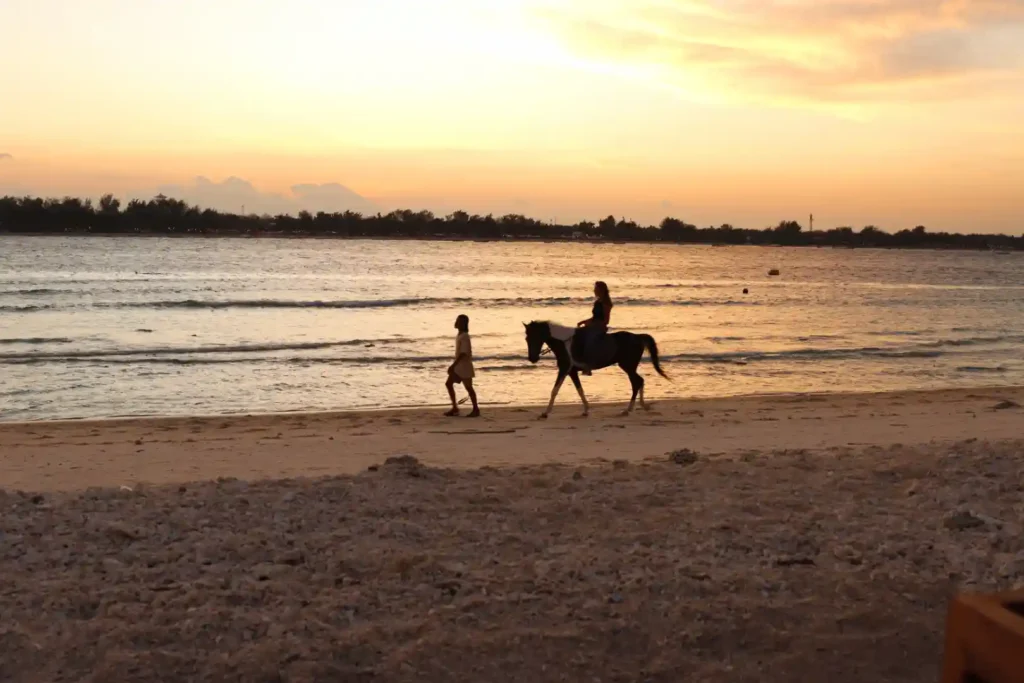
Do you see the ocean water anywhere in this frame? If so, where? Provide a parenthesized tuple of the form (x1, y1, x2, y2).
(2, 236, 1023, 421)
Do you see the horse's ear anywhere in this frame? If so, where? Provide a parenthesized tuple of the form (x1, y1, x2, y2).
(522, 322, 527, 328)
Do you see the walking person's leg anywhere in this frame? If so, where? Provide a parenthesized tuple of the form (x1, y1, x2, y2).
(445, 372, 460, 416)
(464, 379, 480, 417)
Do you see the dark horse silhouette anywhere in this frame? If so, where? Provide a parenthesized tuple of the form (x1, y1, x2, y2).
(524, 320, 669, 418)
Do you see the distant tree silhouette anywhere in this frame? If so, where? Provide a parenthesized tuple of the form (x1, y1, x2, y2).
(0, 193, 1020, 251)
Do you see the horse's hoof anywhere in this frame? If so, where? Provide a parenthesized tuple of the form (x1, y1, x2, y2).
(581, 412, 589, 418)
(538, 413, 549, 420)
(620, 410, 631, 417)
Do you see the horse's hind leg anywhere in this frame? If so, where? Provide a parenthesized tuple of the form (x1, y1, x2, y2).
(639, 379, 651, 411)
(569, 369, 589, 417)
(627, 373, 645, 414)
(619, 363, 644, 415)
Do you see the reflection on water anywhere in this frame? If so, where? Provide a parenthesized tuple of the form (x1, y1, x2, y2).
(2, 236, 1023, 420)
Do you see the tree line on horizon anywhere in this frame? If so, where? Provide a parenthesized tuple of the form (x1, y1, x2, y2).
(0, 193, 1020, 250)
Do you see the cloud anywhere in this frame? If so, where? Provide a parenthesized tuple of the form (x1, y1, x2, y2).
(534, 0, 1024, 106)
(134, 176, 377, 215)
(289, 182, 378, 214)
(0, 153, 12, 161)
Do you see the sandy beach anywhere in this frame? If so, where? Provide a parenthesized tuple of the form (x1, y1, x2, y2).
(2, 387, 1023, 681)
(4, 386, 1024, 492)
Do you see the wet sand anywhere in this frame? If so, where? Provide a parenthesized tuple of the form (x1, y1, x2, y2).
(1, 387, 1023, 681)
(2, 386, 1023, 492)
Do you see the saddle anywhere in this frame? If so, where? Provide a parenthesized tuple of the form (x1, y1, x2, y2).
(571, 330, 617, 370)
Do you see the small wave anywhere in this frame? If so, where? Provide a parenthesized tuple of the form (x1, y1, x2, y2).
(4, 353, 467, 366)
(0, 337, 73, 345)
(111, 296, 754, 310)
(867, 330, 930, 337)
(665, 347, 946, 364)
(0, 304, 55, 312)
(128, 297, 470, 310)
(0, 337, 433, 362)
(0, 343, 968, 367)
(1, 295, 764, 312)
(957, 365, 1008, 373)
(918, 334, 1024, 349)
(0, 288, 77, 296)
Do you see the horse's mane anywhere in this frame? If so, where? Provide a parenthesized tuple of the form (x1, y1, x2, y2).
(544, 321, 576, 343)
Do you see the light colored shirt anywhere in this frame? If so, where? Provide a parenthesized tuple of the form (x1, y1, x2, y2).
(453, 332, 474, 379)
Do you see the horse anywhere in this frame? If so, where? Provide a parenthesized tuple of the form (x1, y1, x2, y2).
(523, 320, 669, 419)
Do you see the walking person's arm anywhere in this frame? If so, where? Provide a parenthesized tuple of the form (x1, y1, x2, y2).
(449, 335, 471, 374)
(448, 351, 468, 375)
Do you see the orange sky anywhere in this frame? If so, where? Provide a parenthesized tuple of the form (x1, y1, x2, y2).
(1, 0, 1023, 232)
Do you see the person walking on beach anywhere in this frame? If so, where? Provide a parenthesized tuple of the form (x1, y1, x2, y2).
(446, 314, 480, 417)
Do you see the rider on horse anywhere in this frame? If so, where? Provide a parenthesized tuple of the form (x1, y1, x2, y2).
(573, 280, 613, 375)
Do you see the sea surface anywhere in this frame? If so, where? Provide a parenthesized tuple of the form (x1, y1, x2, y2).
(2, 236, 1023, 421)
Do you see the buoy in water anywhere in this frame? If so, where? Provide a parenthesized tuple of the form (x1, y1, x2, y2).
(743, 288, 749, 294)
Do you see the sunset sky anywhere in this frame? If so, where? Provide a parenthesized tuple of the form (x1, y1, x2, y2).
(2, 0, 1023, 232)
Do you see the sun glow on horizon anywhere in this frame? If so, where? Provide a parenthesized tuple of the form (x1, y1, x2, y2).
(1, 0, 1022, 232)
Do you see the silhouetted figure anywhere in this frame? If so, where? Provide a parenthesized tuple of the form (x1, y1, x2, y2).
(445, 314, 479, 417)
(573, 281, 613, 376)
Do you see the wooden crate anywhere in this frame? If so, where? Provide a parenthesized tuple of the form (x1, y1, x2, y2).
(941, 589, 1024, 683)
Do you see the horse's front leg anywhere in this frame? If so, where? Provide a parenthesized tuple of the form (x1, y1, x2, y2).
(568, 369, 589, 417)
(540, 370, 567, 419)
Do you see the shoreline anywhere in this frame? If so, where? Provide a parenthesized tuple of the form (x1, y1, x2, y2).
(3, 384, 1022, 492)
(3, 232, 1020, 252)
(4, 383, 1022, 427)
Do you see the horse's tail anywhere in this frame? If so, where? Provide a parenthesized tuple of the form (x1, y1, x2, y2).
(640, 334, 669, 379)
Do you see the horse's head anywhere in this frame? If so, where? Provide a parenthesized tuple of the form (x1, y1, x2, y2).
(523, 321, 550, 364)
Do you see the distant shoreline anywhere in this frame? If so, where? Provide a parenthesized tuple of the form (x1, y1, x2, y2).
(2, 231, 1020, 252)
(3, 193, 1021, 250)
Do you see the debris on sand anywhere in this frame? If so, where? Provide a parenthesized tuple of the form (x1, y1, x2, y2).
(992, 400, 1020, 410)
(385, 455, 421, 467)
(376, 454, 431, 477)
(944, 510, 986, 531)
(102, 521, 144, 541)
(668, 449, 699, 466)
